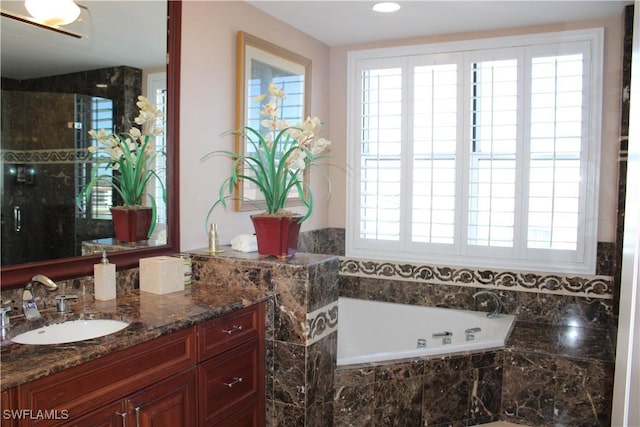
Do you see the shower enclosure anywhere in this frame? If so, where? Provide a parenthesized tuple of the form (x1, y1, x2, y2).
(1, 90, 114, 266)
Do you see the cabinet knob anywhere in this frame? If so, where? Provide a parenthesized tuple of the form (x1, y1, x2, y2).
(222, 325, 243, 335)
(223, 376, 243, 388)
(115, 411, 128, 427)
(135, 406, 141, 427)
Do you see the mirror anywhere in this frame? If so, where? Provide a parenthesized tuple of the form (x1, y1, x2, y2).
(0, 0, 182, 288)
(235, 31, 311, 211)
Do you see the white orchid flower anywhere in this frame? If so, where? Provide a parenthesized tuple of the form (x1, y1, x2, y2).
(261, 119, 278, 131)
(129, 127, 142, 140)
(260, 100, 279, 118)
(268, 83, 286, 99)
(136, 95, 151, 111)
(89, 128, 111, 142)
(286, 148, 307, 170)
(311, 138, 331, 154)
(253, 94, 267, 102)
(276, 120, 289, 131)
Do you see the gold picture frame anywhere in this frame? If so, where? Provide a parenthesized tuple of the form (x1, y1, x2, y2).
(235, 31, 311, 211)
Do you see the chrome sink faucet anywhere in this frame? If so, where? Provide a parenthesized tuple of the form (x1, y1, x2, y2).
(472, 290, 503, 318)
(1, 303, 13, 340)
(22, 274, 58, 320)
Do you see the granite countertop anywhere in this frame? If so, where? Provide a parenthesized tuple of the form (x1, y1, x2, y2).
(0, 281, 272, 391)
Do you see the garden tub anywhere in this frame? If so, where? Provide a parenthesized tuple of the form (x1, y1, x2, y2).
(337, 297, 516, 366)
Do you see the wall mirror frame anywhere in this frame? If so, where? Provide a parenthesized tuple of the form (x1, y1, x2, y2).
(235, 31, 311, 212)
(0, 1, 182, 289)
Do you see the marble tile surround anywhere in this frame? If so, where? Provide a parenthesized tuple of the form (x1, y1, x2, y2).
(340, 258, 613, 300)
(0, 226, 620, 426)
(190, 249, 340, 426)
(335, 351, 504, 427)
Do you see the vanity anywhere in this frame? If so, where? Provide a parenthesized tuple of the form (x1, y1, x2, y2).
(0, 282, 268, 427)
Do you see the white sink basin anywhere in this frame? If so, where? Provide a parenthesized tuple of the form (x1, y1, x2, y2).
(11, 319, 129, 345)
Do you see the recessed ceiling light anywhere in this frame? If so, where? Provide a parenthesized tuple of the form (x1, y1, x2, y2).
(372, 2, 400, 13)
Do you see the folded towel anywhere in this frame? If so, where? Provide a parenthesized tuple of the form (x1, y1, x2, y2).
(230, 234, 258, 252)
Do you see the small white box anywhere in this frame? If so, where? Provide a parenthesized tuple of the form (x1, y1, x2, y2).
(139, 256, 185, 295)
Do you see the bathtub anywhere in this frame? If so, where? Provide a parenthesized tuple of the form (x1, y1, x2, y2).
(337, 297, 516, 366)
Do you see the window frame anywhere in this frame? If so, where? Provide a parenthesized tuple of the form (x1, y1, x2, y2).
(346, 28, 603, 274)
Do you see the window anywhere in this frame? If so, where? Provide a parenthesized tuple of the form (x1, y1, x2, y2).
(148, 72, 167, 226)
(76, 95, 114, 220)
(347, 29, 603, 274)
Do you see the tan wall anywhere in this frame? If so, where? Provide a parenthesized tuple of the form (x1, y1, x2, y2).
(179, 3, 623, 249)
(179, 1, 330, 250)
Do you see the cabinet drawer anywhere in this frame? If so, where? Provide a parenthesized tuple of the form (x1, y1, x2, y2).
(198, 340, 261, 426)
(17, 327, 196, 426)
(214, 401, 263, 427)
(197, 304, 263, 361)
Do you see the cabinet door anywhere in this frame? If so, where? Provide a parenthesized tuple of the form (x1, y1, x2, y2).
(125, 368, 196, 427)
(2, 388, 18, 427)
(64, 401, 125, 427)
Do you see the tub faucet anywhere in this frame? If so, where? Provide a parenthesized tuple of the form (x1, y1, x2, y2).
(22, 274, 58, 320)
(472, 290, 503, 318)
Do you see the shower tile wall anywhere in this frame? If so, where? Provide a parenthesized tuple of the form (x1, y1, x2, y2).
(0, 66, 142, 265)
(1, 91, 78, 265)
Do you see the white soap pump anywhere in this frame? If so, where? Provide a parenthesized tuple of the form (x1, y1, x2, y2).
(94, 250, 116, 301)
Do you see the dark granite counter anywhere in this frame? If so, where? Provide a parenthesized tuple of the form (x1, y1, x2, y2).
(0, 281, 272, 391)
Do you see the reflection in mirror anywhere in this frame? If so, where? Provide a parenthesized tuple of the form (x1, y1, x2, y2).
(0, 0, 181, 288)
(235, 31, 311, 211)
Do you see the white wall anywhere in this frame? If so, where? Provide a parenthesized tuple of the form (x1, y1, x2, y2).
(179, 1, 330, 251)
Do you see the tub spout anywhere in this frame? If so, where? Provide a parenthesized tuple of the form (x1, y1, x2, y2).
(472, 290, 503, 318)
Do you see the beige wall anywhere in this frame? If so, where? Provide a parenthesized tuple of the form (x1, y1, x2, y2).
(179, 1, 330, 250)
(180, 2, 622, 250)
(328, 17, 623, 243)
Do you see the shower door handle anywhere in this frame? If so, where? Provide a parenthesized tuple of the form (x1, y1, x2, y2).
(13, 206, 21, 232)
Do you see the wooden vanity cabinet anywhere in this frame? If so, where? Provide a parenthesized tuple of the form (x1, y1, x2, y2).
(14, 327, 196, 427)
(197, 302, 265, 427)
(3, 303, 265, 427)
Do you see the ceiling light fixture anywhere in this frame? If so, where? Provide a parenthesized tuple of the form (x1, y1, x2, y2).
(24, 0, 80, 26)
(372, 2, 401, 13)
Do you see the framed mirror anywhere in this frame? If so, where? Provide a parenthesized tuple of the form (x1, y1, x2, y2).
(0, 1, 182, 289)
(235, 31, 311, 211)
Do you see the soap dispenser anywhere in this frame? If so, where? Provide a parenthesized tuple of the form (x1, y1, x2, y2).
(94, 250, 116, 300)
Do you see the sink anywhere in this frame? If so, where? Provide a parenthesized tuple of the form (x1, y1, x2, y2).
(11, 319, 129, 345)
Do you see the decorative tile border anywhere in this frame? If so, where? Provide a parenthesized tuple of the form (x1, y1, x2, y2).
(0, 148, 91, 164)
(340, 258, 613, 299)
(306, 301, 338, 345)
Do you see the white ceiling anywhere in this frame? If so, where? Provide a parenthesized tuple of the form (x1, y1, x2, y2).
(248, 0, 632, 46)
(0, 0, 167, 80)
(0, 0, 632, 80)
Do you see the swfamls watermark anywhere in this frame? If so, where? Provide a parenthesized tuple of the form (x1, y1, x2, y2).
(3, 409, 70, 421)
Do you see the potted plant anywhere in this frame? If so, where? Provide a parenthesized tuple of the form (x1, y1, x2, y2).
(78, 95, 166, 243)
(204, 83, 332, 258)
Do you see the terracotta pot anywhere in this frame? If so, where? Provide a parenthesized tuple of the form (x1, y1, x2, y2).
(250, 214, 303, 259)
(110, 207, 152, 243)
